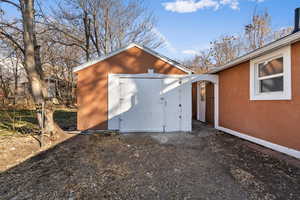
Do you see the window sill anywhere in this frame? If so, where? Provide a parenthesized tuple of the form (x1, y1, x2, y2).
(250, 93, 292, 101)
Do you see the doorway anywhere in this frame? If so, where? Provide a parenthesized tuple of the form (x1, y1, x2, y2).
(192, 81, 215, 126)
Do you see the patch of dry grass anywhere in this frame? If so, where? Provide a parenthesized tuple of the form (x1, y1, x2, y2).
(0, 109, 76, 137)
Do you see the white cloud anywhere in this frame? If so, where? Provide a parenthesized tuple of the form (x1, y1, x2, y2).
(162, 0, 265, 13)
(220, 0, 239, 10)
(162, 0, 219, 13)
(182, 49, 199, 55)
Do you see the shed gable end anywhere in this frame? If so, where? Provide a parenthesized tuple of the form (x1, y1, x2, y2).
(74, 44, 191, 74)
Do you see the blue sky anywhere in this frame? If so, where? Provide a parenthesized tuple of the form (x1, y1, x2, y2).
(1, 0, 298, 60)
(149, 0, 299, 60)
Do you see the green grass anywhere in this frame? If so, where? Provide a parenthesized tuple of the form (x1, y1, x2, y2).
(0, 109, 77, 137)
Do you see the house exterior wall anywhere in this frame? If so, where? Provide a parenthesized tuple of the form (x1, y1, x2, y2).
(76, 47, 186, 130)
(218, 42, 300, 151)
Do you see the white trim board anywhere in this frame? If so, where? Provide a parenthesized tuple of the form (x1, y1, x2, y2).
(217, 126, 300, 159)
(196, 82, 206, 122)
(73, 43, 192, 74)
(109, 73, 189, 79)
(214, 79, 219, 128)
(190, 74, 219, 84)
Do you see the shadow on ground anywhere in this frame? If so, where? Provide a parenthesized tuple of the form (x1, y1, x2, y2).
(0, 122, 299, 200)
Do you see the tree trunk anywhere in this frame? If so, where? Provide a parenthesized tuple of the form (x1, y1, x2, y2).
(104, 7, 110, 55)
(13, 58, 19, 105)
(83, 11, 91, 61)
(20, 0, 64, 141)
(91, 13, 101, 57)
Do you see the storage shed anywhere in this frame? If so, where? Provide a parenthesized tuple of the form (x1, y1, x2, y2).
(74, 43, 218, 132)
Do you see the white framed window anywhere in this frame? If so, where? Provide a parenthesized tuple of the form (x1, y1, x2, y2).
(250, 46, 292, 100)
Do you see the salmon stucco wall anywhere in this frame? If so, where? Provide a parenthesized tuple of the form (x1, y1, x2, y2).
(218, 42, 300, 151)
(76, 47, 187, 131)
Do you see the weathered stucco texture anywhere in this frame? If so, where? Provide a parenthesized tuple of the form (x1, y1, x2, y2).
(218, 42, 300, 151)
(76, 47, 186, 130)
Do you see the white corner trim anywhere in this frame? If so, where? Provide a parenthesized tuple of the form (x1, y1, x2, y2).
(249, 45, 292, 101)
(217, 126, 300, 159)
(196, 82, 205, 122)
(73, 43, 192, 74)
(209, 31, 300, 74)
(214, 77, 219, 128)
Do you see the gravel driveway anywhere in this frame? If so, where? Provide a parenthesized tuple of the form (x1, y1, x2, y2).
(0, 122, 299, 200)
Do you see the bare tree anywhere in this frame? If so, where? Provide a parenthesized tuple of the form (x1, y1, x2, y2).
(10, 55, 20, 104)
(40, 35, 80, 105)
(0, 39, 24, 105)
(182, 34, 242, 72)
(182, 49, 213, 74)
(8, 50, 23, 104)
(0, 0, 64, 139)
(210, 35, 242, 66)
(244, 9, 271, 51)
(182, 8, 292, 71)
(48, 0, 164, 61)
(271, 26, 293, 41)
(0, 60, 11, 101)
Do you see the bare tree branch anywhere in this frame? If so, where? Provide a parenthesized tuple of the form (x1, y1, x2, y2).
(0, 30, 24, 54)
(0, 0, 21, 9)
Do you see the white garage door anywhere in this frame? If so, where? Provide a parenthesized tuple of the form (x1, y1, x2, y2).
(162, 77, 182, 132)
(119, 78, 164, 132)
(108, 74, 192, 132)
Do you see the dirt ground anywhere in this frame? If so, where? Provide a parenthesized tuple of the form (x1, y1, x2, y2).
(0, 109, 76, 172)
(0, 122, 299, 200)
(0, 133, 74, 172)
